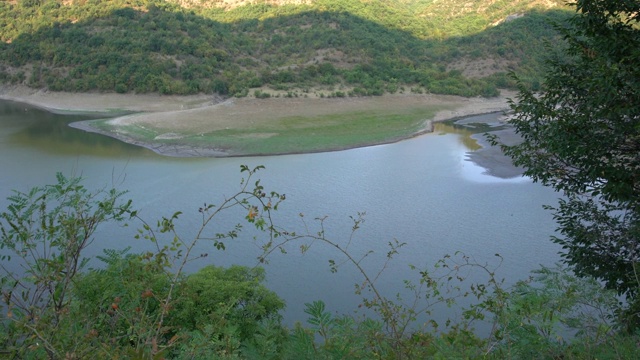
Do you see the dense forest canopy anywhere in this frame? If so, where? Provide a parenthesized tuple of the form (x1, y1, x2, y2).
(0, 0, 571, 96)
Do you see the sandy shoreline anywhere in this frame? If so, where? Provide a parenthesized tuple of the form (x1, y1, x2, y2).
(0, 85, 516, 159)
(0, 85, 220, 113)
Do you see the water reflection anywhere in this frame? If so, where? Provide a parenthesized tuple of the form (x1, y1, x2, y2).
(431, 112, 524, 179)
(434, 112, 510, 153)
(0, 100, 154, 157)
(433, 122, 483, 151)
(461, 155, 529, 183)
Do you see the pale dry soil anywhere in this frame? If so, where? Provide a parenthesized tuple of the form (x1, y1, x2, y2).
(0, 85, 219, 113)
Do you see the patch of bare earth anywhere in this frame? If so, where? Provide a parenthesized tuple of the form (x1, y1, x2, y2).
(0, 85, 219, 113)
(446, 57, 516, 78)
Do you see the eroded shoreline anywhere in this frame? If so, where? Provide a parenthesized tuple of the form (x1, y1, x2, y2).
(0, 85, 516, 159)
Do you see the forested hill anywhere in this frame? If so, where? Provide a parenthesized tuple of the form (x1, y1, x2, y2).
(0, 0, 571, 97)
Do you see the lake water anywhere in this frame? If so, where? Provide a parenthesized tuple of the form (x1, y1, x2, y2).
(0, 99, 562, 330)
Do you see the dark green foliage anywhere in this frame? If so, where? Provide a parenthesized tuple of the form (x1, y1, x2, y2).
(171, 265, 285, 341)
(488, 265, 620, 358)
(73, 255, 285, 358)
(491, 0, 640, 329)
(0, 173, 133, 358)
(72, 253, 172, 350)
(0, 0, 572, 96)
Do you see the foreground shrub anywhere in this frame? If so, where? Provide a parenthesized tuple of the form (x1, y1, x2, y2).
(1, 167, 639, 359)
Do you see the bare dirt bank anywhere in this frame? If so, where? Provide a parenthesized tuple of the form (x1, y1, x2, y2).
(0, 85, 222, 113)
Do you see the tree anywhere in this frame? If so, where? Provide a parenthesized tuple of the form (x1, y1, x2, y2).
(491, 0, 640, 329)
(0, 173, 133, 358)
(0, 166, 287, 358)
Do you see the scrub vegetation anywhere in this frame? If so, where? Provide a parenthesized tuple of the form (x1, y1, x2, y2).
(0, 0, 570, 97)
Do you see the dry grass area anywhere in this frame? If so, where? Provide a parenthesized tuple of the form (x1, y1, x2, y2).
(110, 92, 513, 134)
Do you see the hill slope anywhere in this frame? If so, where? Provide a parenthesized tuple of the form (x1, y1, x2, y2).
(0, 0, 571, 97)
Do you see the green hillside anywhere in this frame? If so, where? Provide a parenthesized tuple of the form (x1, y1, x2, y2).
(0, 0, 571, 97)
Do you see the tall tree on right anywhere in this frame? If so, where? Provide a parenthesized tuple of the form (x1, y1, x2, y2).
(492, 0, 640, 330)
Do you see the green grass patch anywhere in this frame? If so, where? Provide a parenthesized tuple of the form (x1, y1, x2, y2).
(88, 103, 454, 156)
(186, 107, 441, 155)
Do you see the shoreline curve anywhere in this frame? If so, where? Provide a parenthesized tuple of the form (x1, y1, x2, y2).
(0, 85, 515, 158)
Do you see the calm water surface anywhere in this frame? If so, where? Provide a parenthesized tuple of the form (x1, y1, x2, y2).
(0, 99, 561, 328)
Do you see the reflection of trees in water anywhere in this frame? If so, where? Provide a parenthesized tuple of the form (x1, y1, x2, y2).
(434, 119, 509, 152)
(433, 122, 482, 151)
(1, 100, 149, 157)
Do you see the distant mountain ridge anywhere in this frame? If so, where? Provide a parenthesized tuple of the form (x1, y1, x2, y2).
(169, 0, 314, 10)
(0, 0, 571, 97)
(165, 0, 566, 36)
